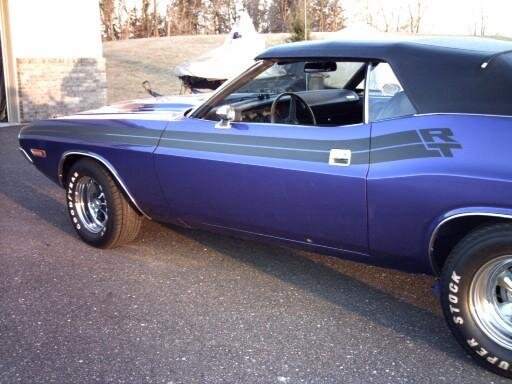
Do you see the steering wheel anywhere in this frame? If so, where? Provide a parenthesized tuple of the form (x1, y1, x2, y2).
(270, 92, 316, 125)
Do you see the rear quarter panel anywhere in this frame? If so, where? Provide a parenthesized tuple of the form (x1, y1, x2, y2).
(368, 114, 512, 273)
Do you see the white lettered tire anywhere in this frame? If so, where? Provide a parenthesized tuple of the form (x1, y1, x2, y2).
(66, 158, 142, 248)
(441, 224, 512, 378)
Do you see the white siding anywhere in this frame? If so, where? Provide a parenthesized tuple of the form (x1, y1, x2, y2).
(9, 0, 103, 58)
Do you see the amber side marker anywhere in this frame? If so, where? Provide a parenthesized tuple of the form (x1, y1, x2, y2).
(30, 149, 46, 158)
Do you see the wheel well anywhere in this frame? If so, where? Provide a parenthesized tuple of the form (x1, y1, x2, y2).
(430, 215, 512, 275)
(59, 153, 148, 218)
(60, 154, 84, 186)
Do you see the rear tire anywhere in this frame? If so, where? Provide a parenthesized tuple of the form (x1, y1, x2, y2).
(66, 158, 142, 248)
(441, 223, 512, 378)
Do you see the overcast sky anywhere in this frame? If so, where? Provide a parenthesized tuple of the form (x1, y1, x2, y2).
(344, 0, 512, 36)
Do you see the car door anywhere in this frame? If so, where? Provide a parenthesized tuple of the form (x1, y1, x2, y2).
(154, 61, 371, 256)
(154, 117, 370, 255)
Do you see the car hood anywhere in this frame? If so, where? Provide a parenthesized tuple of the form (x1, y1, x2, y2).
(76, 94, 210, 117)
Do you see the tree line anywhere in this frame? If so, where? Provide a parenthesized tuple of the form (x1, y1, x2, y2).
(99, 0, 347, 40)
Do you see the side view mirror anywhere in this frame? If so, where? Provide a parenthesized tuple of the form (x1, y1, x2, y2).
(215, 105, 236, 129)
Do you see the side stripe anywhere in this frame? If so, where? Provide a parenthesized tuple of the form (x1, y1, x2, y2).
(163, 129, 423, 152)
(165, 131, 370, 151)
(158, 129, 460, 164)
(162, 137, 371, 164)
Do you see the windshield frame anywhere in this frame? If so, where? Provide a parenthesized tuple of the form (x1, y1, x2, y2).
(189, 60, 273, 119)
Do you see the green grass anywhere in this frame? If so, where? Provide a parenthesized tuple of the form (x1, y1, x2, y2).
(102, 34, 288, 104)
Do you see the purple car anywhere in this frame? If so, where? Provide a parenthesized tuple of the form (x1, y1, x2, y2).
(18, 37, 512, 377)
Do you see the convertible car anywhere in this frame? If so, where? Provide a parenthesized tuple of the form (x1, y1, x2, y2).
(18, 37, 512, 377)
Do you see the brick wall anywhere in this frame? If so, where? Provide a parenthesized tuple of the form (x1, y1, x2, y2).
(16, 58, 107, 122)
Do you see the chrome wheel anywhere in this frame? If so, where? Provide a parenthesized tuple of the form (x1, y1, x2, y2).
(470, 255, 512, 350)
(74, 176, 108, 233)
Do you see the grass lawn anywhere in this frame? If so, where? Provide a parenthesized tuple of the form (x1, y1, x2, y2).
(102, 34, 288, 104)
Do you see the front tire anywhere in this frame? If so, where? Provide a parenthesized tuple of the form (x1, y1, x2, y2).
(66, 158, 142, 248)
(441, 223, 512, 378)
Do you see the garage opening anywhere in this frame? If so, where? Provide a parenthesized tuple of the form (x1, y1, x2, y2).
(0, 34, 7, 122)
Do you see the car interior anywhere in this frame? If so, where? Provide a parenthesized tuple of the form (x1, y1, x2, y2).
(201, 60, 366, 126)
(200, 60, 415, 126)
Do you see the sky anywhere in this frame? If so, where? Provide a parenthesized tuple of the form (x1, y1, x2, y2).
(124, 0, 512, 37)
(343, 0, 512, 37)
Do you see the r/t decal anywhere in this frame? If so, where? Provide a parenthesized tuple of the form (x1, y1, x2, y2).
(419, 128, 462, 157)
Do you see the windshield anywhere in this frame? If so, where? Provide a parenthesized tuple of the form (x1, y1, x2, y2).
(191, 59, 370, 126)
(236, 60, 365, 95)
(193, 59, 366, 118)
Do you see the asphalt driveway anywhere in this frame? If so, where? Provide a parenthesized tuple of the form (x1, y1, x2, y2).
(0, 125, 507, 383)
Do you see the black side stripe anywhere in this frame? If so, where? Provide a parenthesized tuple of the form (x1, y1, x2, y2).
(371, 130, 421, 148)
(163, 138, 371, 164)
(161, 139, 451, 165)
(165, 131, 369, 151)
(165, 130, 422, 152)
(159, 129, 460, 164)
(370, 144, 443, 163)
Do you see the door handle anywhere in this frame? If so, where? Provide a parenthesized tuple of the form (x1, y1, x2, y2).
(329, 149, 351, 166)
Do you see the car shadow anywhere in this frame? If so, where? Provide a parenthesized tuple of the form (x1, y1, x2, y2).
(155, 223, 469, 363)
(2, 171, 470, 365)
(0, 179, 74, 236)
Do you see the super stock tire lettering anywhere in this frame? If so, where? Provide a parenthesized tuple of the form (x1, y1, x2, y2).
(448, 270, 463, 325)
(442, 225, 512, 378)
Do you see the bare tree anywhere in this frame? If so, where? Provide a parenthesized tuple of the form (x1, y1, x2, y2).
(407, 0, 424, 34)
(362, 0, 373, 27)
(311, 0, 327, 32)
(364, 0, 392, 32)
(99, 0, 117, 40)
(326, 0, 345, 31)
(152, 0, 159, 37)
(244, 0, 266, 31)
(267, 0, 293, 32)
(116, 0, 130, 39)
(208, 0, 231, 34)
(165, 2, 173, 36)
(100, 0, 351, 40)
(173, 0, 203, 35)
(469, 7, 487, 36)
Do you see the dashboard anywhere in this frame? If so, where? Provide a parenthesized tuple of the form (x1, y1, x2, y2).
(205, 89, 363, 126)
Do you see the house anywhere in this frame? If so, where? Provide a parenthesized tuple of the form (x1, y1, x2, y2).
(0, 0, 107, 123)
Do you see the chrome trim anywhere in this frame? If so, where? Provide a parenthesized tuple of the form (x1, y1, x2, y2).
(357, 112, 512, 124)
(363, 63, 372, 125)
(206, 119, 364, 130)
(74, 176, 108, 233)
(18, 147, 33, 164)
(469, 255, 512, 350)
(429, 212, 512, 274)
(58, 151, 151, 220)
(413, 112, 512, 119)
(328, 149, 351, 166)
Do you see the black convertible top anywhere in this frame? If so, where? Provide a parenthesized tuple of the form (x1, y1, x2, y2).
(256, 37, 512, 116)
